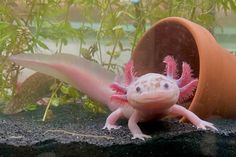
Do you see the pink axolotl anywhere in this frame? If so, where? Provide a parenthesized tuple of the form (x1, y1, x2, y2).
(9, 54, 217, 140)
(104, 56, 217, 140)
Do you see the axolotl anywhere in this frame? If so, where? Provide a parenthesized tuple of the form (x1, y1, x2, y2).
(103, 56, 217, 140)
(9, 54, 217, 140)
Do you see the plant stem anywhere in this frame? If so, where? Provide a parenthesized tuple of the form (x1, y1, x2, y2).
(107, 38, 118, 70)
(96, 19, 107, 65)
(95, 0, 112, 65)
(168, 0, 173, 16)
(25, 0, 36, 26)
(57, 1, 71, 54)
(42, 81, 63, 122)
(132, 0, 145, 51)
(79, 23, 85, 57)
(12, 65, 20, 96)
(58, 40, 63, 53)
(190, 6, 196, 20)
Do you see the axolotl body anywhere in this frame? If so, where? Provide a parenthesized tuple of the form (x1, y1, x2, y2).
(9, 54, 217, 140)
(104, 56, 217, 140)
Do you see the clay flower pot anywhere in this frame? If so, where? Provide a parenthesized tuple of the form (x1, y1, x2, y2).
(132, 17, 236, 120)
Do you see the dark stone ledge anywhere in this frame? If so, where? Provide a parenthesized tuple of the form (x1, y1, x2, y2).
(0, 104, 235, 157)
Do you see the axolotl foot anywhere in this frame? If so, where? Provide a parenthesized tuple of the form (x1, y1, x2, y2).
(131, 133, 152, 141)
(102, 123, 122, 131)
(102, 108, 123, 131)
(196, 120, 218, 131)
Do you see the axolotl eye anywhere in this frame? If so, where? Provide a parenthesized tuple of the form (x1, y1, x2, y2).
(161, 81, 171, 90)
(136, 87, 141, 93)
(163, 83, 169, 89)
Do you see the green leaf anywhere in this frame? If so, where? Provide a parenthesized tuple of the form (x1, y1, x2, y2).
(51, 97, 60, 107)
(0, 34, 11, 46)
(24, 103, 38, 111)
(37, 39, 49, 49)
(122, 11, 136, 20)
(118, 41, 123, 50)
(106, 51, 120, 59)
(196, 14, 215, 28)
(0, 22, 9, 30)
(83, 98, 105, 113)
(112, 25, 123, 31)
(229, 0, 236, 12)
(68, 87, 80, 98)
(60, 85, 70, 94)
(80, 47, 92, 60)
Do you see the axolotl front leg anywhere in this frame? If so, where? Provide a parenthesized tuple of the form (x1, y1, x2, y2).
(103, 108, 123, 130)
(128, 111, 151, 140)
(103, 108, 151, 140)
(126, 99, 217, 140)
(168, 104, 218, 130)
(128, 105, 218, 140)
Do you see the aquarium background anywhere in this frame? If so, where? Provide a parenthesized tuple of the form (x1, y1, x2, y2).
(0, 0, 236, 113)
(0, 1, 236, 156)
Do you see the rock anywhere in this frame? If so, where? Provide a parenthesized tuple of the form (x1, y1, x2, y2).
(3, 72, 55, 114)
(0, 104, 235, 157)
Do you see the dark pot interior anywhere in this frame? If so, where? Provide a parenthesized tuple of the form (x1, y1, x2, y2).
(132, 21, 200, 80)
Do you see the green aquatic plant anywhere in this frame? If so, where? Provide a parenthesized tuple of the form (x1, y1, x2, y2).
(0, 0, 235, 118)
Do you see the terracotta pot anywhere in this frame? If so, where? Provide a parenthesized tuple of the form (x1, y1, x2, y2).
(132, 17, 236, 120)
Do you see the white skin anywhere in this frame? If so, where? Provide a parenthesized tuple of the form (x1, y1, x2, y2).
(103, 73, 217, 140)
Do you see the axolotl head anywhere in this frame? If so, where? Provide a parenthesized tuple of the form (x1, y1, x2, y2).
(127, 73, 180, 111)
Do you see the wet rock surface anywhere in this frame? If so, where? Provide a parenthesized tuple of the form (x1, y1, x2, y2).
(0, 104, 236, 157)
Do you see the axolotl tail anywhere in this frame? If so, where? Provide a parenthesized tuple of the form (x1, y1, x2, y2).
(9, 53, 118, 111)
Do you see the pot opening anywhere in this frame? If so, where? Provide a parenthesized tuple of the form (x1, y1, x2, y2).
(132, 20, 200, 103)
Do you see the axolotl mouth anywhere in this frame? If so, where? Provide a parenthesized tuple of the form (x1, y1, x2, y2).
(127, 73, 180, 110)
